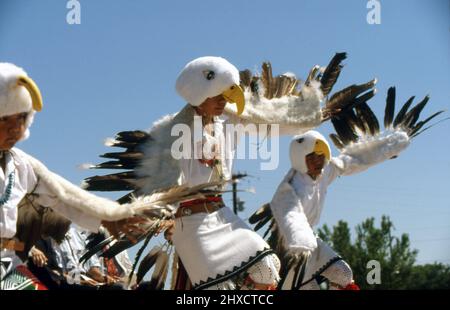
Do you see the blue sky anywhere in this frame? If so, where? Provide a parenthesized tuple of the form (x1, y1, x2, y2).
(1, 0, 449, 268)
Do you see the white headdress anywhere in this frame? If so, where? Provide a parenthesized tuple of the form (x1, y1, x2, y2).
(289, 130, 331, 174)
(0, 63, 43, 140)
(175, 56, 245, 115)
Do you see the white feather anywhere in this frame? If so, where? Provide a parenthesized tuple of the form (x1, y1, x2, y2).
(104, 137, 118, 146)
(78, 163, 95, 170)
(224, 83, 323, 129)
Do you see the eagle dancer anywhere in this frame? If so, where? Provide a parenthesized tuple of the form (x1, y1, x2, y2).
(83, 54, 378, 289)
(250, 87, 443, 290)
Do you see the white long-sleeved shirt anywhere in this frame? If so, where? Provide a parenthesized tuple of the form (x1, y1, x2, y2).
(0, 148, 101, 239)
(179, 112, 308, 188)
(52, 225, 101, 274)
(289, 154, 369, 227)
(269, 153, 371, 253)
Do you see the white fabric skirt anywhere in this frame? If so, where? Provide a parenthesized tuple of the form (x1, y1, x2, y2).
(172, 206, 273, 289)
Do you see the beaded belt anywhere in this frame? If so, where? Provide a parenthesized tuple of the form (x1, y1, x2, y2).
(175, 196, 224, 218)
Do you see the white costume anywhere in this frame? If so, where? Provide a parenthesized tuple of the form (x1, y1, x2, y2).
(252, 85, 441, 290)
(171, 57, 323, 289)
(172, 111, 282, 289)
(271, 129, 411, 289)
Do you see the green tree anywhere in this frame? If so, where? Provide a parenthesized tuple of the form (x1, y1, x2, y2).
(408, 263, 450, 289)
(317, 216, 431, 289)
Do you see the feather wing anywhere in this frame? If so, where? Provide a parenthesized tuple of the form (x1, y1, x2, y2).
(229, 54, 377, 129)
(85, 54, 377, 203)
(329, 87, 445, 165)
(83, 105, 195, 198)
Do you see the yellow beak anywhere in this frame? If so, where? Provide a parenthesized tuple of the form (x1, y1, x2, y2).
(313, 140, 331, 161)
(222, 84, 245, 115)
(17, 75, 43, 112)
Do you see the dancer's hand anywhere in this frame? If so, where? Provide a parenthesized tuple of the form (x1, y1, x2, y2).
(29, 246, 48, 267)
(102, 216, 149, 243)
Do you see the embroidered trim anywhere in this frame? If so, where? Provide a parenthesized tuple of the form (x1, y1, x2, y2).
(193, 248, 274, 290)
(299, 255, 342, 287)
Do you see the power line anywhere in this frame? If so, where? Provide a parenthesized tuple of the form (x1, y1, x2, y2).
(411, 237, 450, 242)
(416, 258, 450, 263)
(400, 225, 450, 231)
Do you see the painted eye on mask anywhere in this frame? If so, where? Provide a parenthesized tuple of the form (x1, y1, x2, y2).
(203, 70, 215, 81)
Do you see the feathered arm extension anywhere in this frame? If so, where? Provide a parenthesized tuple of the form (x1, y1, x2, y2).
(250, 169, 317, 255)
(24, 152, 135, 222)
(224, 53, 376, 135)
(269, 170, 317, 254)
(129, 181, 225, 215)
(329, 87, 445, 176)
(28, 149, 224, 223)
(225, 77, 323, 130)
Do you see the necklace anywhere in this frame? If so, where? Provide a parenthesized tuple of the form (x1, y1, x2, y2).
(0, 170, 15, 206)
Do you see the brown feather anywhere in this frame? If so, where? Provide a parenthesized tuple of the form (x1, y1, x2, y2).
(239, 70, 252, 89)
(305, 65, 320, 86)
(384, 87, 396, 128)
(248, 203, 272, 224)
(84, 171, 137, 192)
(170, 252, 179, 290)
(136, 246, 162, 284)
(355, 102, 380, 135)
(100, 151, 144, 161)
(331, 116, 358, 144)
(149, 249, 170, 290)
(329, 133, 345, 150)
(261, 62, 274, 99)
(393, 96, 415, 128)
(320, 52, 347, 96)
(116, 131, 150, 143)
(401, 95, 430, 129)
(326, 79, 377, 112)
(409, 110, 445, 137)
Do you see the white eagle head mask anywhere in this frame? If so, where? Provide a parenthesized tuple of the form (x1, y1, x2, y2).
(289, 130, 331, 175)
(0, 63, 43, 140)
(175, 56, 245, 115)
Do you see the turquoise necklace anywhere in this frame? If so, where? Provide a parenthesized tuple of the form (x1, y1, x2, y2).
(1, 151, 15, 206)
